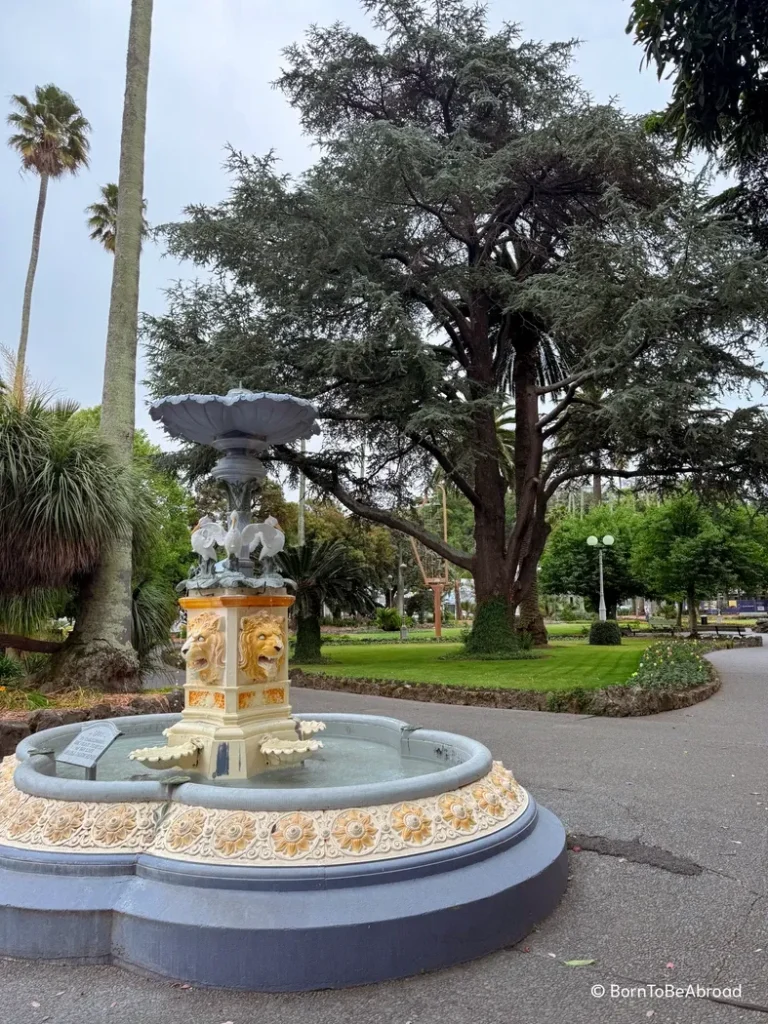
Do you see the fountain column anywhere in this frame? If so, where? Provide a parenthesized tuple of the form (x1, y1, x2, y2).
(129, 388, 325, 779)
(166, 592, 304, 778)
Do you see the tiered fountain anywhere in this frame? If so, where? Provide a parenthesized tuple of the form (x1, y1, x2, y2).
(0, 389, 567, 991)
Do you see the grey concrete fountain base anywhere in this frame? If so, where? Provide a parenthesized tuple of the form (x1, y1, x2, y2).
(0, 713, 567, 990)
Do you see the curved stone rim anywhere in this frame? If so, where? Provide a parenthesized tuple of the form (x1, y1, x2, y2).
(0, 803, 568, 990)
(0, 754, 527, 867)
(0, 797, 538, 888)
(149, 390, 320, 446)
(13, 712, 493, 810)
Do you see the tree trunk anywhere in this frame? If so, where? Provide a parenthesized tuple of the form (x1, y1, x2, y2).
(297, 437, 306, 545)
(14, 172, 49, 401)
(467, 410, 517, 652)
(294, 614, 323, 662)
(512, 331, 548, 645)
(51, 0, 153, 692)
(519, 576, 548, 646)
(688, 586, 698, 633)
(676, 601, 683, 629)
(592, 467, 602, 505)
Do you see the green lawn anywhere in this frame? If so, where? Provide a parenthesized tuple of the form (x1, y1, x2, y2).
(301, 638, 651, 692)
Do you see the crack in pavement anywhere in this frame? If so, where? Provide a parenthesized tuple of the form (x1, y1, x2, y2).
(568, 833, 703, 875)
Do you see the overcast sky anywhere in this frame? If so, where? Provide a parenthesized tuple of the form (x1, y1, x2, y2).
(0, 1, 671, 444)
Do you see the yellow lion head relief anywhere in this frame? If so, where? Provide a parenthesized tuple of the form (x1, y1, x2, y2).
(239, 613, 286, 681)
(181, 611, 225, 684)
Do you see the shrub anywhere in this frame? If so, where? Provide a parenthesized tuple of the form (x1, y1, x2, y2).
(376, 607, 402, 632)
(0, 654, 23, 682)
(588, 619, 622, 646)
(632, 640, 712, 692)
(19, 651, 51, 678)
(559, 603, 579, 622)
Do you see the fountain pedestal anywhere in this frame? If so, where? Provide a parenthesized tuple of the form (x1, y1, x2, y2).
(131, 591, 323, 778)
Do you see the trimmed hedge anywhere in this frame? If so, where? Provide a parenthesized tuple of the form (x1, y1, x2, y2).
(589, 619, 622, 646)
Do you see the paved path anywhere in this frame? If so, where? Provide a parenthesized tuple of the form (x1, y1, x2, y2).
(3, 649, 767, 1023)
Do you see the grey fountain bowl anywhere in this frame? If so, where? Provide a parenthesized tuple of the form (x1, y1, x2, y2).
(0, 713, 567, 990)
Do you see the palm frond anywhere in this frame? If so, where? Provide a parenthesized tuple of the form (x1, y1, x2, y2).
(278, 538, 377, 618)
(85, 181, 149, 253)
(6, 83, 90, 177)
(0, 391, 133, 594)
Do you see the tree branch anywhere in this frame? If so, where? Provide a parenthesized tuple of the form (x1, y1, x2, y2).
(273, 445, 475, 570)
(407, 432, 481, 508)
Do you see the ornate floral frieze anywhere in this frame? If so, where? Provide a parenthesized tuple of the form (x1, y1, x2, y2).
(0, 757, 528, 867)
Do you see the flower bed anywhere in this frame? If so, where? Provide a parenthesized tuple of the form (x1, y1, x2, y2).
(0, 691, 183, 760)
(630, 640, 714, 691)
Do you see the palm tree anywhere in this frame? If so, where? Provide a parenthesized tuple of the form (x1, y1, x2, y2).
(56, 0, 155, 692)
(0, 385, 133, 650)
(86, 182, 149, 253)
(7, 85, 90, 400)
(278, 539, 377, 662)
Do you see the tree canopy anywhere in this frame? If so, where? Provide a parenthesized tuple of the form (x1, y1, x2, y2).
(631, 493, 768, 629)
(146, 0, 768, 652)
(539, 504, 643, 619)
(629, 0, 768, 164)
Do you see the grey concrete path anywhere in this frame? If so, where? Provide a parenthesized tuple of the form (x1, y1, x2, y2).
(2, 648, 767, 1023)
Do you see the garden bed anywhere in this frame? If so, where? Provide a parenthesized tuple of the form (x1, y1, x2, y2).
(292, 638, 725, 717)
(0, 690, 183, 760)
(291, 667, 720, 716)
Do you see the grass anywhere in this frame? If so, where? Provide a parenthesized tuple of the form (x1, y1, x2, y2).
(323, 618, 759, 643)
(299, 638, 652, 692)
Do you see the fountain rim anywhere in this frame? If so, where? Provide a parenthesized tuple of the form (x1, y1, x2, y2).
(148, 389, 321, 446)
(13, 712, 493, 811)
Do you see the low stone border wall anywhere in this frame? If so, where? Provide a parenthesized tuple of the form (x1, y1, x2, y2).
(291, 668, 721, 718)
(0, 691, 183, 761)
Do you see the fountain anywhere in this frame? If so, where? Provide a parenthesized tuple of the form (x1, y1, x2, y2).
(0, 389, 567, 991)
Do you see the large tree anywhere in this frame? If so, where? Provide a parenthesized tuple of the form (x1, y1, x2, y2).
(146, 0, 768, 653)
(279, 539, 377, 661)
(6, 85, 90, 400)
(53, 0, 154, 691)
(631, 493, 768, 632)
(539, 503, 643, 620)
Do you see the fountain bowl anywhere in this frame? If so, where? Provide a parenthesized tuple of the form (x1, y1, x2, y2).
(0, 711, 567, 990)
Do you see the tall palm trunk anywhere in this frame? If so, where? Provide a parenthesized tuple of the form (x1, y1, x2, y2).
(52, 0, 153, 692)
(14, 172, 49, 400)
(512, 333, 548, 646)
(519, 576, 547, 645)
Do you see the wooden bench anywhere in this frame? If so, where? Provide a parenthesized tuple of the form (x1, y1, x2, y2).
(698, 623, 746, 636)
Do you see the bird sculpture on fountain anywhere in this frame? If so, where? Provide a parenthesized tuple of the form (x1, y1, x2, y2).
(183, 513, 289, 591)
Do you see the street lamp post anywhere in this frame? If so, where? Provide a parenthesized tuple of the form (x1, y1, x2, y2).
(587, 534, 615, 622)
(397, 550, 408, 641)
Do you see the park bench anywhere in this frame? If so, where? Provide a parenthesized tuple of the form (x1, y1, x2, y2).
(697, 623, 746, 636)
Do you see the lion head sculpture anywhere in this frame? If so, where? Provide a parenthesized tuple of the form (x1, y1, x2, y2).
(239, 613, 286, 681)
(181, 612, 225, 684)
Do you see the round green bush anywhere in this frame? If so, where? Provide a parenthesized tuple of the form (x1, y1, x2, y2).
(376, 607, 402, 632)
(588, 619, 622, 646)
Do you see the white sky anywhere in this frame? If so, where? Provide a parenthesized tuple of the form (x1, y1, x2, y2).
(0, 1, 673, 447)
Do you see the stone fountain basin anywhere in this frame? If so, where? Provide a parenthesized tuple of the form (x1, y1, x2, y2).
(12, 712, 493, 811)
(0, 712, 567, 990)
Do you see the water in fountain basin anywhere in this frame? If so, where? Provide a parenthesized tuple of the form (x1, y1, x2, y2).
(50, 733, 441, 788)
